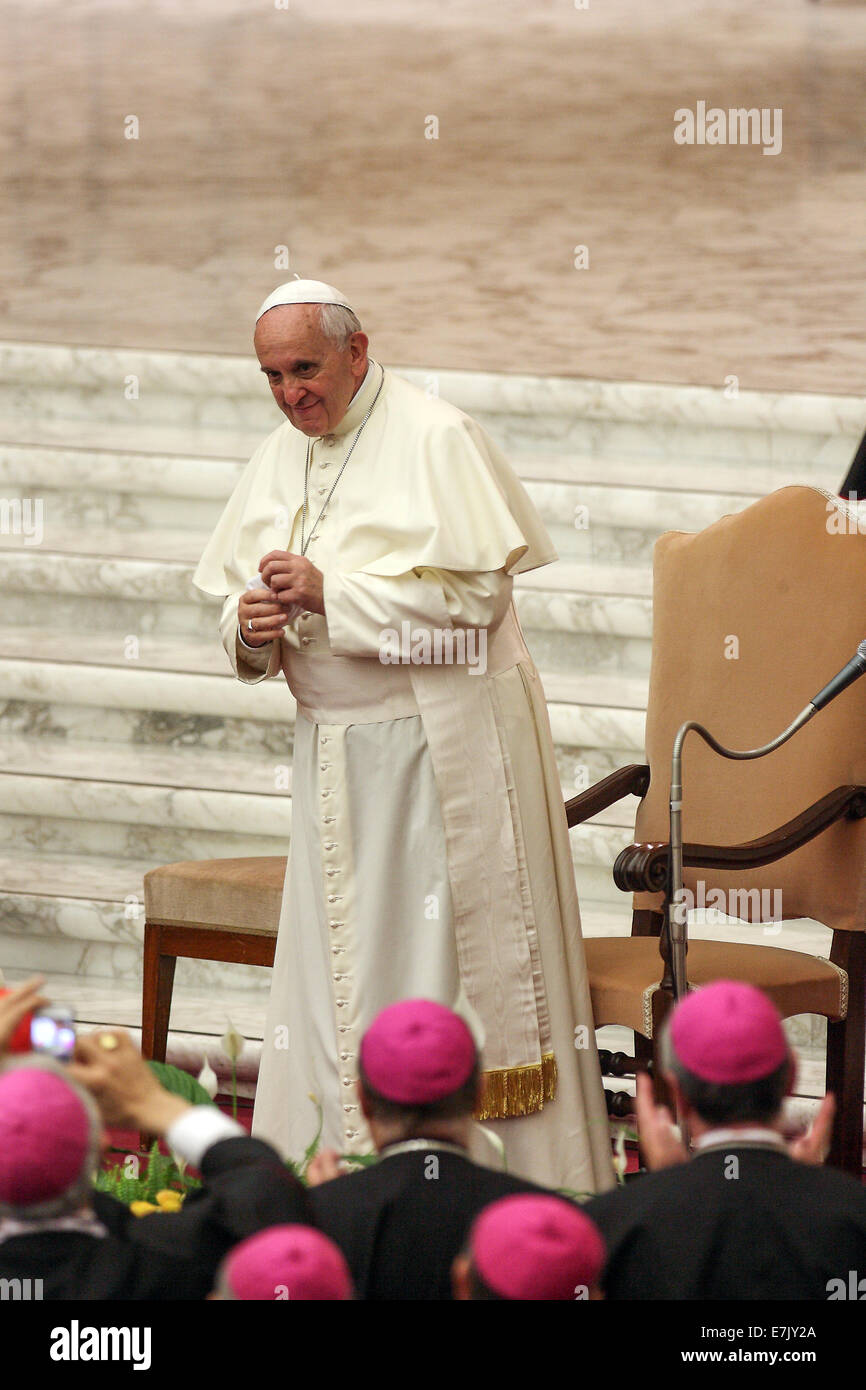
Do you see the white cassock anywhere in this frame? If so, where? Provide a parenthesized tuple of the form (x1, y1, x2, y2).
(194, 360, 615, 1194)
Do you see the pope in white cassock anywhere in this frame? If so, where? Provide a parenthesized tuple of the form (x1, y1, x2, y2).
(194, 279, 614, 1193)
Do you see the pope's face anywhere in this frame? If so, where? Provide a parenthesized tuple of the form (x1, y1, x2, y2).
(254, 304, 369, 437)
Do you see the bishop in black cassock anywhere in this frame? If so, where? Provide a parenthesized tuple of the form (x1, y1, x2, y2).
(307, 998, 554, 1300)
(0, 1035, 310, 1301)
(585, 979, 866, 1301)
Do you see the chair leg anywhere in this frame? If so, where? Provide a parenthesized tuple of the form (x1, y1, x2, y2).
(142, 923, 176, 1064)
(650, 988, 675, 1107)
(634, 1032, 653, 1072)
(826, 934, 866, 1177)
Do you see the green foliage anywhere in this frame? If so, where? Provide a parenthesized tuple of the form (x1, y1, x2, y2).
(94, 1064, 213, 1208)
(147, 1060, 214, 1107)
(96, 1143, 202, 1203)
(287, 1095, 379, 1184)
(297, 1094, 325, 1181)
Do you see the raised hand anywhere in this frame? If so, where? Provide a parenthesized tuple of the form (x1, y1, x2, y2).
(69, 1030, 189, 1134)
(788, 1091, 835, 1165)
(0, 976, 47, 1055)
(635, 1070, 689, 1171)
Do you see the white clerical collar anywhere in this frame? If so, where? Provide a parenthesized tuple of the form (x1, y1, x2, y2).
(378, 1138, 469, 1161)
(692, 1126, 787, 1155)
(0, 1210, 109, 1245)
(324, 358, 382, 440)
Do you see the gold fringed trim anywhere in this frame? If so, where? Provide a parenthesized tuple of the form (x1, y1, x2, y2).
(475, 1052, 557, 1120)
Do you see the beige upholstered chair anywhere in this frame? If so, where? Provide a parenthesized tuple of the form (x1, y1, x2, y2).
(142, 857, 286, 1061)
(567, 486, 866, 1174)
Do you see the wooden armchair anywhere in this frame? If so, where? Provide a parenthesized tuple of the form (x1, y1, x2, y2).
(566, 486, 866, 1175)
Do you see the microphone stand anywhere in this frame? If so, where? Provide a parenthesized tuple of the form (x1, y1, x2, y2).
(666, 703, 819, 1158)
(662, 640, 866, 1159)
(668, 703, 819, 1002)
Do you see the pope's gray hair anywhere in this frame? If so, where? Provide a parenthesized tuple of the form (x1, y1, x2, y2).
(319, 303, 362, 346)
(0, 1055, 103, 1220)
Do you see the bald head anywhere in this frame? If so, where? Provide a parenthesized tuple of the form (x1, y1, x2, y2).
(254, 303, 369, 437)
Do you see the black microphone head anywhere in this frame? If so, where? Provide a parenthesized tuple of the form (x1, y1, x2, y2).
(811, 643, 866, 711)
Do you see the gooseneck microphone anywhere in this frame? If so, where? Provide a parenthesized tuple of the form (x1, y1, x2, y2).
(809, 640, 866, 713)
(668, 639, 866, 1003)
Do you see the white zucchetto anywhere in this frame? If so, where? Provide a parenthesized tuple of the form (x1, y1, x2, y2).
(255, 278, 356, 323)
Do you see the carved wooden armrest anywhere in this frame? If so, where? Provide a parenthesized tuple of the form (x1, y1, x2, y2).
(564, 764, 650, 829)
(613, 784, 866, 893)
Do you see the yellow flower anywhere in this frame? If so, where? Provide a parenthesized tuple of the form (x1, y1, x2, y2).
(130, 1201, 159, 1217)
(155, 1189, 184, 1211)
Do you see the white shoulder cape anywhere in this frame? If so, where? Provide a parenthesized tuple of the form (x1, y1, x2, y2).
(193, 369, 556, 596)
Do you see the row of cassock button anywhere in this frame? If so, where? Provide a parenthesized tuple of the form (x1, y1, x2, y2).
(319, 730, 361, 1143)
(310, 443, 360, 1140)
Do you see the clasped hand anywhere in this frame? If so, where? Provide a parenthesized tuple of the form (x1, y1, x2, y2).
(237, 550, 325, 646)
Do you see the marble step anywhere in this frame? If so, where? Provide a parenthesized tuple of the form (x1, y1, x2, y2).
(0, 541, 657, 636)
(0, 612, 648, 910)
(3, 542, 640, 622)
(511, 450, 845, 492)
(0, 625, 654, 696)
(0, 760, 293, 843)
(0, 469, 756, 569)
(0, 851, 275, 995)
(0, 813, 644, 1001)
(0, 812, 630, 905)
(0, 438, 246, 497)
(0, 732, 295, 802)
(0, 703, 642, 810)
(0, 483, 815, 572)
(0, 628, 649, 756)
(0, 528, 656, 599)
(0, 439, 242, 535)
(0, 640, 292, 722)
(0, 706, 640, 915)
(1, 812, 289, 868)
(0, 413, 263, 465)
(0, 557, 656, 685)
(1, 343, 862, 467)
(0, 524, 208, 564)
(0, 765, 635, 890)
(2, 436, 845, 568)
(5, 434, 841, 502)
